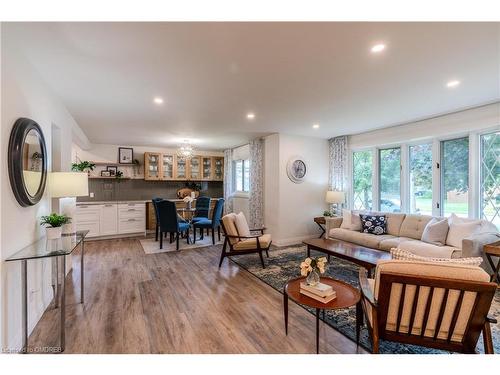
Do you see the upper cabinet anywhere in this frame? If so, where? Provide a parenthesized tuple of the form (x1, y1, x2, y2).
(144, 152, 161, 180)
(144, 153, 223, 181)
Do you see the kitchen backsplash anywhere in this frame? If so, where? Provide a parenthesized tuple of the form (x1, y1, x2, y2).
(77, 179, 223, 202)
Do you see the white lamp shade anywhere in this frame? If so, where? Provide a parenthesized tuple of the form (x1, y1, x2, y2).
(49, 172, 89, 198)
(326, 191, 345, 204)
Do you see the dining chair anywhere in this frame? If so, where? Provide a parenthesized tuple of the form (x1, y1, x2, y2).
(151, 198, 163, 242)
(157, 200, 191, 250)
(193, 198, 224, 245)
(191, 196, 211, 223)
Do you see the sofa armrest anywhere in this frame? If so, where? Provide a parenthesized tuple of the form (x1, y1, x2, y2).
(462, 232, 500, 272)
(325, 217, 343, 239)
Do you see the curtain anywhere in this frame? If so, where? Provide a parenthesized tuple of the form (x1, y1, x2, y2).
(248, 138, 264, 229)
(328, 136, 348, 210)
(223, 148, 233, 214)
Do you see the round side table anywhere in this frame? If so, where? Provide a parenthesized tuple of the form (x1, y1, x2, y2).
(283, 276, 361, 354)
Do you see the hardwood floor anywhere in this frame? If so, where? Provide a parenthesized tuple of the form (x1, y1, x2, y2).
(29, 237, 367, 354)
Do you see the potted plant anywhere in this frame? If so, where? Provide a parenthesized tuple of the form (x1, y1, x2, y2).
(300, 256, 328, 286)
(71, 161, 96, 174)
(40, 213, 71, 239)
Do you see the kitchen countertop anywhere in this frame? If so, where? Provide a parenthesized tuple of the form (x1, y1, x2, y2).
(76, 198, 218, 205)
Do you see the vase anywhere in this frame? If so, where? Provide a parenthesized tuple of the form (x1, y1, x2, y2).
(306, 268, 320, 286)
(186, 201, 192, 210)
(46, 226, 62, 240)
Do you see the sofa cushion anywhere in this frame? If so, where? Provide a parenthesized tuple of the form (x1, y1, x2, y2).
(233, 234, 272, 250)
(360, 214, 387, 235)
(329, 228, 394, 249)
(399, 214, 433, 240)
(397, 240, 460, 259)
(378, 237, 413, 251)
(390, 248, 482, 267)
(446, 214, 482, 248)
(421, 217, 449, 246)
(340, 209, 362, 231)
(370, 211, 406, 236)
(373, 260, 490, 341)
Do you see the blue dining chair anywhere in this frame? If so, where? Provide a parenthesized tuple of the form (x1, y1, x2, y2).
(193, 198, 224, 245)
(191, 196, 211, 223)
(157, 200, 191, 250)
(151, 198, 163, 242)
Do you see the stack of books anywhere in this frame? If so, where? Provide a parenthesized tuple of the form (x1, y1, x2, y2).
(300, 282, 337, 303)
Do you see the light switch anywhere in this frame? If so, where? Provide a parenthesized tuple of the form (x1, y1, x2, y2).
(90, 192, 95, 198)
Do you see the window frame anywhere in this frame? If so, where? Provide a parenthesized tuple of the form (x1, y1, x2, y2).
(233, 158, 250, 193)
(479, 129, 500, 227)
(378, 146, 402, 213)
(351, 148, 375, 211)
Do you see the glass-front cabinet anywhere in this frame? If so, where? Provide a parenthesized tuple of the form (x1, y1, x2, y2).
(176, 157, 187, 179)
(202, 157, 212, 180)
(144, 152, 161, 180)
(213, 157, 224, 181)
(189, 156, 201, 180)
(161, 154, 174, 180)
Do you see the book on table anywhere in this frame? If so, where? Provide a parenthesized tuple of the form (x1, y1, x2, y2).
(300, 282, 336, 303)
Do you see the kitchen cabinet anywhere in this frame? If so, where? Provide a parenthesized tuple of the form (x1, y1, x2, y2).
(213, 157, 224, 181)
(161, 154, 174, 180)
(144, 152, 161, 180)
(188, 156, 201, 180)
(201, 157, 212, 180)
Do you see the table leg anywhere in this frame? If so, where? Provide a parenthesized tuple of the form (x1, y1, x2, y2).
(356, 301, 363, 345)
(81, 238, 85, 304)
(54, 256, 59, 308)
(486, 254, 500, 283)
(307, 245, 311, 257)
(60, 256, 66, 352)
(21, 259, 28, 354)
(316, 308, 320, 354)
(284, 288, 288, 335)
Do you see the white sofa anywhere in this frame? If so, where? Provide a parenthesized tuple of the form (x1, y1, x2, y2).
(325, 212, 499, 272)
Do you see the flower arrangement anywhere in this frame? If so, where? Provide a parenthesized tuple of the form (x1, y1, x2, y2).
(300, 256, 328, 286)
(183, 196, 194, 203)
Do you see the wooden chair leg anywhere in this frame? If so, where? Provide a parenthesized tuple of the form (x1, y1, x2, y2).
(258, 250, 265, 268)
(193, 227, 196, 243)
(201, 228, 204, 240)
(155, 224, 159, 241)
(212, 228, 215, 245)
(217, 226, 221, 241)
(218, 249, 226, 268)
(265, 248, 269, 257)
(159, 231, 163, 249)
(170, 233, 173, 243)
(176, 232, 180, 250)
(483, 321, 494, 354)
(186, 228, 190, 244)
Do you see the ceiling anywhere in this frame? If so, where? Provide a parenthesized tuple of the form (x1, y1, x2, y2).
(4, 22, 499, 150)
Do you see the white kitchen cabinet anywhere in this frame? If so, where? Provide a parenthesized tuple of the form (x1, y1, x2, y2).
(100, 204, 118, 236)
(75, 204, 101, 238)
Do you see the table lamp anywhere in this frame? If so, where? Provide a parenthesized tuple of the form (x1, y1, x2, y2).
(325, 190, 345, 216)
(49, 172, 89, 234)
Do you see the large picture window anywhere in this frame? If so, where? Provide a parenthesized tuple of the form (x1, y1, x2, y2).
(441, 137, 469, 217)
(234, 159, 250, 192)
(409, 143, 433, 215)
(379, 147, 401, 212)
(480, 131, 499, 228)
(352, 150, 373, 210)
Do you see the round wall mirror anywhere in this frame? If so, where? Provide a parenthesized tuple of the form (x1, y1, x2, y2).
(8, 118, 48, 206)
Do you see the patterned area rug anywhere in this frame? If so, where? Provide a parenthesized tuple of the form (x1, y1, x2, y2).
(230, 244, 500, 354)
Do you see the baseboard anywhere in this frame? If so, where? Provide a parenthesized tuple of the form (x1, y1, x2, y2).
(273, 234, 317, 247)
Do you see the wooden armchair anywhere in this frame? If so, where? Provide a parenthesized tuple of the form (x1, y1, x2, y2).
(358, 260, 497, 353)
(219, 213, 272, 268)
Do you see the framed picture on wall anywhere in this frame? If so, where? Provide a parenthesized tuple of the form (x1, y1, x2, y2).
(118, 147, 134, 164)
(106, 166, 118, 176)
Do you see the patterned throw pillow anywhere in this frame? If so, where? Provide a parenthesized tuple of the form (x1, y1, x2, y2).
(360, 214, 387, 235)
(390, 248, 483, 267)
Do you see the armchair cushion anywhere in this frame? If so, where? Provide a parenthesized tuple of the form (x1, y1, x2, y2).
(222, 213, 239, 244)
(234, 212, 251, 237)
(233, 234, 272, 250)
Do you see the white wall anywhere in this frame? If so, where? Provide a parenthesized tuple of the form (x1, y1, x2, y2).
(0, 27, 89, 349)
(264, 134, 329, 246)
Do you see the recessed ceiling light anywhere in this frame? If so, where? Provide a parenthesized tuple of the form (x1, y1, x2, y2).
(446, 80, 460, 88)
(246, 112, 255, 120)
(153, 97, 164, 104)
(371, 44, 386, 53)
(312, 124, 320, 129)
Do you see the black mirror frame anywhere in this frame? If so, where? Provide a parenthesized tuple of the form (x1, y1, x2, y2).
(8, 118, 48, 207)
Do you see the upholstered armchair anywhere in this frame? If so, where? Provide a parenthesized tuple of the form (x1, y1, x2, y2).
(219, 213, 272, 268)
(358, 260, 497, 353)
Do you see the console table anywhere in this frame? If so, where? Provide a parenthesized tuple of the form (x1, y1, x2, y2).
(5, 230, 89, 353)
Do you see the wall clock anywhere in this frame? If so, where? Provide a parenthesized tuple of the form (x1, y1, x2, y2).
(286, 156, 307, 184)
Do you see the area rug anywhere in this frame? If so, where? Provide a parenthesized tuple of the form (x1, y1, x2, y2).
(230, 244, 500, 354)
(140, 235, 224, 254)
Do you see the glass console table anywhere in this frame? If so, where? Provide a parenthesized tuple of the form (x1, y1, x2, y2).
(5, 230, 89, 353)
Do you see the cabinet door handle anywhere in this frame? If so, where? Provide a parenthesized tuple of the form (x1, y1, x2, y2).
(79, 205, 88, 208)
(128, 218, 136, 222)
(105, 204, 114, 207)
(128, 209, 136, 211)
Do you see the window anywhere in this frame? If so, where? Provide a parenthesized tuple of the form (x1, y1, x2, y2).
(480, 131, 500, 228)
(409, 143, 433, 215)
(352, 150, 373, 210)
(441, 137, 469, 217)
(379, 147, 401, 212)
(234, 159, 250, 192)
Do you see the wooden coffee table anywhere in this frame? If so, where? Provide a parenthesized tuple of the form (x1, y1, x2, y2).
(303, 238, 391, 277)
(283, 276, 361, 354)
(484, 241, 500, 283)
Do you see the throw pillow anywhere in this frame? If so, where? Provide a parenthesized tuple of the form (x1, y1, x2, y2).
(390, 248, 483, 267)
(360, 214, 387, 235)
(421, 217, 449, 246)
(446, 213, 482, 248)
(340, 209, 353, 230)
(234, 212, 251, 237)
(350, 210, 364, 231)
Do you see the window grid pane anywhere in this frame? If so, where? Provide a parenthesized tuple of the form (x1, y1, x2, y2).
(379, 148, 401, 212)
(235, 160, 243, 192)
(243, 160, 250, 192)
(409, 144, 433, 215)
(441, 137, 469, 218)
(480, 131, 500, 228)
(352, 151, 373, 210)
